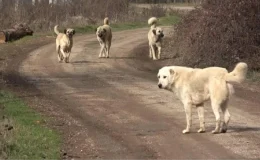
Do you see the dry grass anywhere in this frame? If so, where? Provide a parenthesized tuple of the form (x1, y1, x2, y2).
(164, 0, 260, 71)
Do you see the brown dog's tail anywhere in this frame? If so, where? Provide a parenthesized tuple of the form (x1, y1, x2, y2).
(225, 62, 248, 84)
(104, 17, 109, 25)
(54, 25, 60, 35)
(148, 17, 158, 29)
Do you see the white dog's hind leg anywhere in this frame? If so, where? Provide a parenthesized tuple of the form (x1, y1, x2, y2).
(220, 100, 230, 133)
(151, 45, 157, 60)
(211, 102, 221, 134)
(149, 45, 153, 58)
(183, 103, 192, 134)
(196, 104, 206, 133)
(106, 42, 111, 58)
(57, 46, 62, 62)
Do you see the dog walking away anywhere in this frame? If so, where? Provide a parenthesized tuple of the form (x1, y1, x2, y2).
(148, 17, 164, 60)
(157, 62, 248, 134)
(95, 17, 112, 58)
(54, 25, 75, 63)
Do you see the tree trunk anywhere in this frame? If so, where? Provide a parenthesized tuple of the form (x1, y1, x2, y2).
(0, 23, 33, 43)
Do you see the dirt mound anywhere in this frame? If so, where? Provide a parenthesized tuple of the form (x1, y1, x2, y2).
(165, 0, 260, 70)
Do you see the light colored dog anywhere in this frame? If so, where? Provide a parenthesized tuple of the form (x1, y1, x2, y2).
(148, 17, 164, 60)
(157, 62, 248, 134)
(54, 25, 75, 63)
(95, 17, 112, 58)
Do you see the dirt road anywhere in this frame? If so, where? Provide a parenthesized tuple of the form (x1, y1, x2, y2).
(8, 28, 260, 159)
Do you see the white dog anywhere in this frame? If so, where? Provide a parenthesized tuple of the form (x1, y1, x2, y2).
(54, 25, 75, 63)
(148, 17, 164, 60)
(95, 17, 112, 58)
(157, 62, 248, 134)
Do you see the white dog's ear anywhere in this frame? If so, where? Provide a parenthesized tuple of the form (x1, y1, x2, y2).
(64, 29, 67, 34)
(169, 69, 175, 75)
(152, 29, 156, 35)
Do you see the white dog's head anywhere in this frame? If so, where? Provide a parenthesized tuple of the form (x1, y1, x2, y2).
(157, 67, 176, 90)
(152, 27, 164, 39)
(95, 27, 106, 38)
(64, 28, 75, 38)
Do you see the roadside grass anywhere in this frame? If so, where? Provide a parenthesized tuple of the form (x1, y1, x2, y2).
(75, 15, 180, 34)
(2, 15, 180, 44)
(0, 91, 61, 159)
(247, 71, 260, 83)
(130, 3, 196, 8)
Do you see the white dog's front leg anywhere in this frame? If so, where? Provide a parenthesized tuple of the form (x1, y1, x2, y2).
(65, 52, 71, 63)
(158, 46, 162, 60)
(183, 103, 192, 134)
(99, 44, 105, 58)
(102, 46, 107, 57)
(60, 48, 66, 62)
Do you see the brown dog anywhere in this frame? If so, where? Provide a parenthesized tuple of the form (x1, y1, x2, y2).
(54, 25, 75, 63)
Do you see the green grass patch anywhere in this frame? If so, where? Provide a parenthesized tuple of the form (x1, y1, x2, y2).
(0, 91, 61, 159)
(6, 15, 180, 44)
(14, 34, 44, 44)
(74, 15, 180, 34)
(159, 16, 181, 26)
(247, 71, 260, 82)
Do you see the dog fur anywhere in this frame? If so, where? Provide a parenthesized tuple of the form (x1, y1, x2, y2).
(54, 25, 75, 63)
(148, 17, 164, 60)
(157, 62, 248, 134)
(95, 17, 112, 58)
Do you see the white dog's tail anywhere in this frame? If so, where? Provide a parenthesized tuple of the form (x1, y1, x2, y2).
(148, 17, 158, 28)
(225, 62, 248, 84)
(54, 25, 60, 35)
(104, 17, 109, 25)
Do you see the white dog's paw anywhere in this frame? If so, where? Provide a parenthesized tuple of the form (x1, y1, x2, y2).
(65, 57, 69, 63)
(220, 128, 227, 133)
(182, 129, 190, 134)
(197, 128, 206, 133)
(211, 129, 220, 134)
(153, 58, 158, 61)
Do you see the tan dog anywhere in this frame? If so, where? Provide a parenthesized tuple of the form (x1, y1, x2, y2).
(148, 17, 164, 60)
(95, 17, 112, 58)
(54, 25, 75, 63)
(157, 62, 248, 134)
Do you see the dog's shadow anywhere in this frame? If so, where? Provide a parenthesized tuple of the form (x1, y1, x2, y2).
(109, 57, 136, 60)
(228, 126, 260, 133)
(71, 60, 103, 64)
